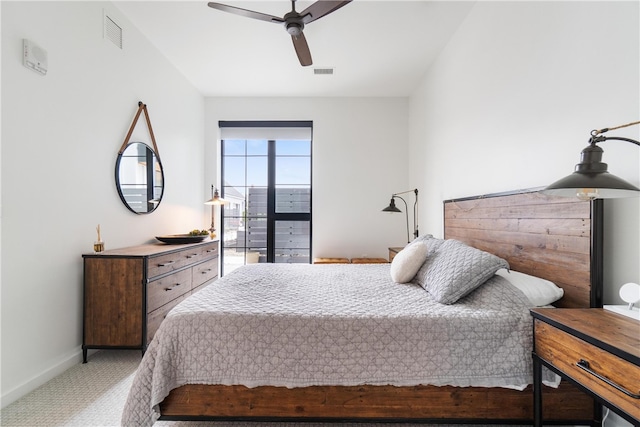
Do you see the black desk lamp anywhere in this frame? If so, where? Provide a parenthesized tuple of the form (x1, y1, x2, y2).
(543, 120, 640, 200)
(382, 189, 419, 243)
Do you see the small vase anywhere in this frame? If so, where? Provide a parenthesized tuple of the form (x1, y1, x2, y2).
(93, 241, 105, 253)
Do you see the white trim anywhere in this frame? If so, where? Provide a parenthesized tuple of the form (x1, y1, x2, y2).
(220, 127, 311, 141)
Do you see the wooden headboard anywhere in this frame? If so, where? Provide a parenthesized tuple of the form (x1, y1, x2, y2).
(443, 188, 603, 308)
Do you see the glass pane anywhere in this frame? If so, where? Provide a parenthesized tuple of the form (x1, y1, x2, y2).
(246, 248, 266, 264)
(276, 186, 310, 213)
(223, 157, 246, 187)
(223, 248, 263, 275)
(232, 217, 267, 252)
(222, 216, 242, 248)
(222, 185, 246, 201)
(246, 187, 267, 217)
(275, 221, 310, 249)
(276, 140, 311, 156)
(224, 139, 245, 156)
(276, 157, 310, 185)
(247, 139, 268, 155)
(245, 217, 267, 249)
(246, 157, 268, 186)
(275, 248, 310, 264)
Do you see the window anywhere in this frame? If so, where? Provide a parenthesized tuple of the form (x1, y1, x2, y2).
(219, 121, 312, 275)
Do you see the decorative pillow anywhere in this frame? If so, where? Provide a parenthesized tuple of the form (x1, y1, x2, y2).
(495, 268, 564, 306)
(417, 239, 509, 304)
(411, 236, 445, 286)
(390, 242, 429, 283)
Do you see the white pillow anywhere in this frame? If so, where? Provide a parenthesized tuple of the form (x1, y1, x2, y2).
(495, 268, 564, 306)
(390, 242, 429, 283)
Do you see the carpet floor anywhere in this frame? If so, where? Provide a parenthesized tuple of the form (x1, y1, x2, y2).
(1, 350, 505, 427)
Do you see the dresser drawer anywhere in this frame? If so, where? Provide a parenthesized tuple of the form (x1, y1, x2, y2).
(147, 268, 192, 312)
(199, 242, 219, 260)
(147, 294, 187, 344)
(535, 319, 640, 419)
(181, 244, 217, 265)
(193, 258, 218, 288)
(147, 250, 192, 278)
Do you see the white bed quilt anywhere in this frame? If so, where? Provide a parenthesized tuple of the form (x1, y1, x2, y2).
(122, 263, 550, 426)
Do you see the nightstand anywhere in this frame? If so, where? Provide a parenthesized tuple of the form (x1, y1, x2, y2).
(388, 247, 404, 262)
(531, 308, 640, 426)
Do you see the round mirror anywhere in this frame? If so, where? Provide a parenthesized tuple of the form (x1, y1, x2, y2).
(115, 142, 164, 214)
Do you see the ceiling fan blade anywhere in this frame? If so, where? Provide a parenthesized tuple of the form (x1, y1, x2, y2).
(291, 32, 312, 66)
(207, 2, 284, 24)
(300, 0, 352, 24)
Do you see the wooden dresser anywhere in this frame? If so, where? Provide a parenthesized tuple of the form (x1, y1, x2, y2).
(531, 308, 640, 426)
(82, 239, 219, 362)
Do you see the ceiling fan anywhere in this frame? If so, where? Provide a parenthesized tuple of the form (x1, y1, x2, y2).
(207, 0, 352, 66)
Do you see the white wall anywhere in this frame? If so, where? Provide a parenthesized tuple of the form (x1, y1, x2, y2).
(409, 1, 639, 305)
(204, 97, 410, 259)
(1, 1, 206, 406)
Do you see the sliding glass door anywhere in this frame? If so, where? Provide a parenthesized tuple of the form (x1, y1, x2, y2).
(220, 122, 312, 275)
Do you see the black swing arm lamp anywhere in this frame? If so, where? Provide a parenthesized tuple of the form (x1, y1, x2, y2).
(382, 189, 419, 243)
(543, 120, 640, 200)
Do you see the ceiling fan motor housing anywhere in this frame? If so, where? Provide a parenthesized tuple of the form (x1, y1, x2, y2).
(284, 12, 304, 36)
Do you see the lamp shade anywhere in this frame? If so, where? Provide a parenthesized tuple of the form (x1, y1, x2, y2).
(204, 187, 228, 205)
(382, 198, 402, 212)
(543, 143, 640, 199)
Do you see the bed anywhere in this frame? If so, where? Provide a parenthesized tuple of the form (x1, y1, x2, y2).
(122, 189, 603, 426)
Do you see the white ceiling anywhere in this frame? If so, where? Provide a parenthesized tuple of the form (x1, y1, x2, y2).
(113, 1, 475, 97)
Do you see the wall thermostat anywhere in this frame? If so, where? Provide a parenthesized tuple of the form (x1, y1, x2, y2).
(23, 39, 48, 75)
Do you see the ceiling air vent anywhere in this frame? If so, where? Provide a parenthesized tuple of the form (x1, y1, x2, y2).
(314, 67, 334, 75)
(104, 12, 123, 49)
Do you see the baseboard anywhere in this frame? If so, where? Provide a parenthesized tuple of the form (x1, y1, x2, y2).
(1, 346, 83, 409)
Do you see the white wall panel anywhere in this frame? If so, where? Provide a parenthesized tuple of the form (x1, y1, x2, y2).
(1, 1, 205, 406)
(409, 1, 639, 309)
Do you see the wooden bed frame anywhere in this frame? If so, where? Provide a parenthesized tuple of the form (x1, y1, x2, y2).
(158, 189, 603, 425)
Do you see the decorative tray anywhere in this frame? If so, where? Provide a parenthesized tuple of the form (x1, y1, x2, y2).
(155, 234, 208, 244)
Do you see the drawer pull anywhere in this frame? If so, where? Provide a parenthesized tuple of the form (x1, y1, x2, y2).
(157, 260, 175, 267)
(164, 283, 182, 291)
(577, 359, 640, 399)
(186, 253, 198, 258)
(201, 269, 212, 274)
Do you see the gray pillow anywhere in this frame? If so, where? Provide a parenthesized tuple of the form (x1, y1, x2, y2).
(409, 234, 444, 257)
(415, 239, 509, 304)
(411, 236, 446, 285)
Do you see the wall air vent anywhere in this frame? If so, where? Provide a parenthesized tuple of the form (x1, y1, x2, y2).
(313, 67, 334, 75)
(104, 12, 123, 49)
